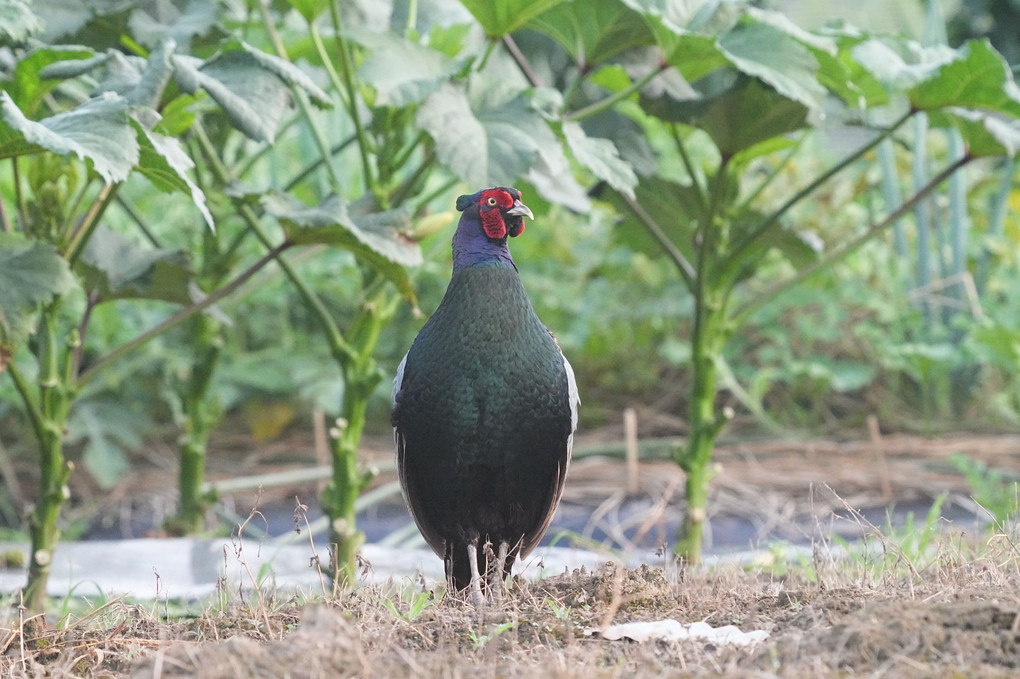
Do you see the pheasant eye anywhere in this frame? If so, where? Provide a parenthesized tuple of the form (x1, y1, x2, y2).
(486, 197, 497, 206)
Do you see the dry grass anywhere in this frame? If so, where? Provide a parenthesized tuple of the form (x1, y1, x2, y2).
(4, 520, 1020, 678)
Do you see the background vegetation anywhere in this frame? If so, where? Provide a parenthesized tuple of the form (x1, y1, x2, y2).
(1, 0, 1019, 612)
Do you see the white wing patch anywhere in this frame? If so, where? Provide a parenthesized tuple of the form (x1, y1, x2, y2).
(563, 354, 579, 433)
(392, 352, 408, 405)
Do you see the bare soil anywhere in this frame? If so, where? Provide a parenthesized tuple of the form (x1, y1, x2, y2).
(5, 537, 1020, 678)
(4, 430, 1020, 677)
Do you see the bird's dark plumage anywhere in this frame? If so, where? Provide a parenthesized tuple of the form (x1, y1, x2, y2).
(392, 187, 578, 600)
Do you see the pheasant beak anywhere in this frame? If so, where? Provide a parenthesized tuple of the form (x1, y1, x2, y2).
(506, 199, 534, 220)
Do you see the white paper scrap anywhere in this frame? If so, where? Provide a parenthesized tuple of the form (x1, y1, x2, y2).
(588, 620, 768, 647)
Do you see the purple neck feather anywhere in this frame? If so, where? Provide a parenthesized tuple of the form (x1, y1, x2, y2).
(451, 211, 515, 271)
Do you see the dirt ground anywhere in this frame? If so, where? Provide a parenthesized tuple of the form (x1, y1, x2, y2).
(4, 431, 1020, 677)
(4, 534, 1020, 678)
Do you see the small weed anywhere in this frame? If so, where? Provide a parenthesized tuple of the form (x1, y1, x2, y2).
(372, 587, 437, 623)
(951, 454, 1020, 524)
(468, 621, 515, 649)
(546, 597, 571, 621)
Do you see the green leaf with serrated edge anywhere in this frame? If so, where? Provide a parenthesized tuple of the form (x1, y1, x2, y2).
(816, 35, 889, 109)
(562, 121, 637, 198)
(226, 40, 331, 107)
(0, 91, 138, 183)
(347, 30, 460, 107)
(641, 76, 808, 157)
(928, 108, 1020, 157)
(262, 193, 421, 303)
(128, 40, 176, 108)
(9, 47, 93, 116)
(527, 0, 654, 66)
(0, 0, 43, 44)
(0, 233, 76, 339)
(171, 52, 291, 142)
(718, 19, 826, 110)
(459, 0, 566, 38)
(135, 124, 214, 229)
(525, 138, 592, 213)
(850, 39, 956, 90)
(909, 40, 1020, 117)
(76, 225, 195, 304)
(417, 79, 550, 187)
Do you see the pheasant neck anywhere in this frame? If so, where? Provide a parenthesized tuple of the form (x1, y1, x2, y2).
(452, 213, 516, 271)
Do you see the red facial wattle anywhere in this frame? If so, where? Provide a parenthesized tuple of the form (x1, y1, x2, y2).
(481, 206, 508, 239)
(477, 188, 531, 240)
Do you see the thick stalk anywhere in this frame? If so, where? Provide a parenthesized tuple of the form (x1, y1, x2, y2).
(167, 312, 223, 535)
(673, 289, 729, 563)
(324, 290, 397, 586)
(24, 302, 75, 613)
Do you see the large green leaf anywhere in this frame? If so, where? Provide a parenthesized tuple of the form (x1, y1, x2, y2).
(76, 225, 195, 304)
(718, 18, 826, 111)
(172, 43, 329, 143)
(527, 0, 654, 66)
(225, 41, 332, 107)
(928, 108, 1020, 157)
(909, 39, 1020, 117)
(0, 0, 43, 44)
(619, 0, 734, 81)
(172, 53, 288, 143)
(348, 31, 461, 107)
(0, 232, 76, 350)
(135, 125, 214, 229)
(0, 91, 138, 183)
(459, 0, 566, 38)
(6, 46, 94, 115)
(646, 27, 728, 83)
(850, 39, 956, 90)
(418, 78, 554, 188)
(641, 76, 808, 157)
(262, 193, 422, 302)
(562, 121, 637, 198)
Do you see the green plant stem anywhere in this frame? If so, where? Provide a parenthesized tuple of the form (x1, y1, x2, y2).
(503, 34, 542, 87)
(672, 125, 706, 210)
(326, 288, 399, 587)
(734, 134, 806, 217)
(6, 362, 45, 449)
(976, 156, 1015, 293)
(734, 153, 975, 324)
(324, 4, 380, 199)
(24, 301, 75, 613)
(674, 287, 730, 563)
(412, 176, 459, 214)
(564, 64, 667, 122)
(256, 1, 344, 192)
(620, 191, 696, 288)
(0, 183, 9, 232)
(64, 182, 120, 265)
(191, 121, 360, 365)
(169, 312, 223, 535)
(284, 136, 358, 193)
(114, 196, 162, 248)
(476, 38, 499, 72)
(77, 240, 293, 387)
(720, 109, 914, 286)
